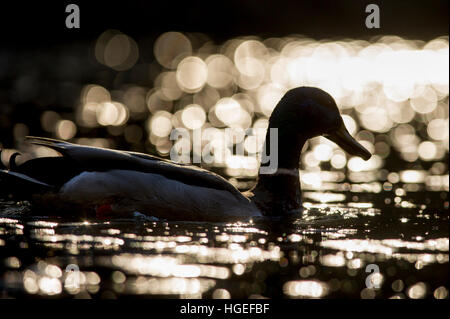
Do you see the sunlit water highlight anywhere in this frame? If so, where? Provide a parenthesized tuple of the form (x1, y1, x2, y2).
(0, 185, 448, 299)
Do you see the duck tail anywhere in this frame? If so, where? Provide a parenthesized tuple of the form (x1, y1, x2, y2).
(0, 169, 53, 199)
(0, 149, 53, 199)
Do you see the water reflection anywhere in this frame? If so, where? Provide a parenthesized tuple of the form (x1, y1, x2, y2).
(0, 189, 448, 299)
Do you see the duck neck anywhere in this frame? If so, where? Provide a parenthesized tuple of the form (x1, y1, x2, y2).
(252, 127, 307, 216)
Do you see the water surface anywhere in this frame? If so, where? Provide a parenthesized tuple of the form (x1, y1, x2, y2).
(0, 182, 448, 299)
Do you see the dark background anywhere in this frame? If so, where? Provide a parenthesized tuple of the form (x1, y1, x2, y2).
(0, 0, 448, 47)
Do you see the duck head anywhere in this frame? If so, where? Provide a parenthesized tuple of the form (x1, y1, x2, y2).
(262, 87, 371, 171)
(254, 87, 371, 216)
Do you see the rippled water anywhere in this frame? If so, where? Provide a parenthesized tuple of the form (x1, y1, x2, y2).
(0, 184, 448, 299)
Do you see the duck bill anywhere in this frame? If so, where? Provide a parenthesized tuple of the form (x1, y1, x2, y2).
(326, 125, 371, 161)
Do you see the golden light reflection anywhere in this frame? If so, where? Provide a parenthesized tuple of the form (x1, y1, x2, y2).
(95, 30, 139, 71)
(0, 208, 447, 299)
(283, 280, 329, 298)
(149, 111, 173, 137)
(55, 119, 77, 140)
(181, 104, 206, 130)
(206, 54, 235, 89)
(154, 32, 192, 69)
(126, 277, 214, 296)
(176, 57, 208, 93)
(320, 238, 449, 254)
(212, 288, 231, 299)
(63, 32, 450, 180)
(407, 282, 427, 299)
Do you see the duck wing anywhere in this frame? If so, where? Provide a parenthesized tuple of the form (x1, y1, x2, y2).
(24, 136, 245, 200)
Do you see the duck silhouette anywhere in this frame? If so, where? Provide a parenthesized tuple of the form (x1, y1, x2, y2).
(0, 87, 370, 221)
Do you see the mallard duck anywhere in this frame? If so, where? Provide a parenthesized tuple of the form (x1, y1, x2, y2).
(0, 87, 370, 221)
